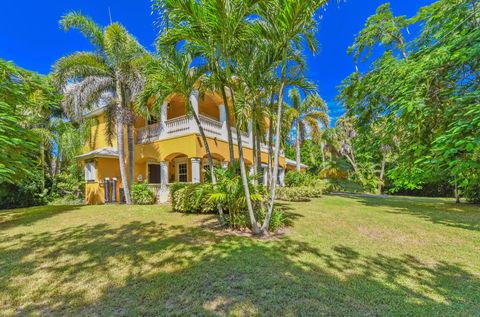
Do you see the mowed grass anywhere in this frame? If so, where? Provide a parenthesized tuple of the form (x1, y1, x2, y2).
(0, 196, 479, 316)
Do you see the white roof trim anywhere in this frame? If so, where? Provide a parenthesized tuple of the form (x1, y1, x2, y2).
(76, 147, 118, 160)
(84, 106, 107, 118)
(285, 158, 308, 168)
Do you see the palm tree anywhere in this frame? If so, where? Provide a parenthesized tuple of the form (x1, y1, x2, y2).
(52, 12, 147, 204)
(254, 0, 327, 233)
(286, 89, 330, 171)
(157, 0, 258, 168)
(139, 48, 225, 221)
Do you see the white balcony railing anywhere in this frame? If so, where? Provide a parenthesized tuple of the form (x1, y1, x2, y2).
(137, 124, 161, 144)
(166, 115, 190, 134)
(136, 114, 273, 153)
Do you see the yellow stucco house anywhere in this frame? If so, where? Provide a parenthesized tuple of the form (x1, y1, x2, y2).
(77, 90, 306, 204)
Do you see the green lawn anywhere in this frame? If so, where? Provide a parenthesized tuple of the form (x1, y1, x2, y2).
(1, 196, 479, 316)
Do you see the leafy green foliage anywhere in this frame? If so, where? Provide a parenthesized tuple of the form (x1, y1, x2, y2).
(276, 186, 322, 202)
(0, 171, 48, 209)
(172, 184, 216, 213)
(338, 0, 480, 200)
(132, 183, 157, 205)
(0, 59, 58, 185)
(284, 171, 311, 187)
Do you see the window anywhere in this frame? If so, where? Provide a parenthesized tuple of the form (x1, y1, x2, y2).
(148, 164, 161, 184)
(84, 161, 96, 182)
(178, 163, 188, 182)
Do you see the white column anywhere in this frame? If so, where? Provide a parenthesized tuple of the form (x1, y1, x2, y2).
(191, 158, 201, 183)
(222, 161, 229, 169)
(219, 104, 227, 123)
(279, 168, 285, 187)
(263, 166, 268, 185)
(160, 102, 168, 135)
(249, 165, 255, 177)
(160, 161, 169, 188)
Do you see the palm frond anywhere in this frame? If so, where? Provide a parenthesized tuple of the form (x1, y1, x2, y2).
(60, 12, 105, 49)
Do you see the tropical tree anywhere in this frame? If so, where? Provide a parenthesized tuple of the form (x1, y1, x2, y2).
(286, 89, 329, 171)
(139, 48, 225, 221)
(52, 12, 147, 204)
(339, 0, 480, 201)
(156, 0, 259, 168)
(255, 0, 327, 233)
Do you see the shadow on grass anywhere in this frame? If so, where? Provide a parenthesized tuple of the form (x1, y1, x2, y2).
(1, 219, 478, 316)
(0, 205, 82, 229)
(337, 194, 480, 232)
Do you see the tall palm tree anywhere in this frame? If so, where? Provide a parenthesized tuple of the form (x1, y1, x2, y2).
(286, 89, 330, 171)
(157, 0, 265, 233)
(139, 48, 224, 221)
(52, 12, 146, 204)
(157, 0, 258, 168)
(254, 0, 327, 233)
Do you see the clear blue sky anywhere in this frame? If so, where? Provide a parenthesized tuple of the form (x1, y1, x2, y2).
(0, 0, 434, 123)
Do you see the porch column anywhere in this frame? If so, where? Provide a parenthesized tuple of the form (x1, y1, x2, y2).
(279, 168, 286, 187)
(249, 165, 255, 177)
(191, 158, 201, 183)
(219, 104, 227, 123)
(222, 161, 229, 169)
(160, 102, 168, 134)
(160, 161, 169, 189)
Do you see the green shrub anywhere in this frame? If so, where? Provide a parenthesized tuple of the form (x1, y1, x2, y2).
(169, 183, 189, 208)
(132, 182, 156, 205)
(285, 171, 311, 187)
(0, 171, 47, 209)
(323, 179, 364, 193)
(464, 182, 480, 204)
(276, 186, 322, 202)
(172, 183, 216, 213)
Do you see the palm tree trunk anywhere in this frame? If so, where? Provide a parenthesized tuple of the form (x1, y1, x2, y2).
(234, 117, 260, 235)
(229, 89, 260, 234)
(116, 82, 132, 204)
(263, 78, 286, 234)
(116, 108, 132, 204)
(255, 121, 262, 184)
(252, 127, 258, 185)
(296, 120, 301, 172)
(320, 141, 326, 169)
(221, 86, 235, 168)
(266, 93, 275, 189)
(189, 100, 224, 222)
(127, 121, 134, 192)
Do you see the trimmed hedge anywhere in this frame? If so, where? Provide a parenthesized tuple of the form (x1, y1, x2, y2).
(132, 183, 156, 205)
(276, 186, 323, 202)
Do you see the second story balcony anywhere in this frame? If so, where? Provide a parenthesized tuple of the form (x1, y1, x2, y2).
(136, 91, 259, 150)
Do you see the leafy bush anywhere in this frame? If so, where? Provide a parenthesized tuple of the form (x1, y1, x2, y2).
(169, 182, 189, 207)
(276, 186, 322, 202)
(0, 171, 47, 209)
(49, 168, 84, 201)
(132, 182, 156, 205)
(208, 168, 266, 228)
(464, 182, 480, 204)
(323, 179, 364, 193)
(171, 183, 216, 213)
(285, 171, 311, 187)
